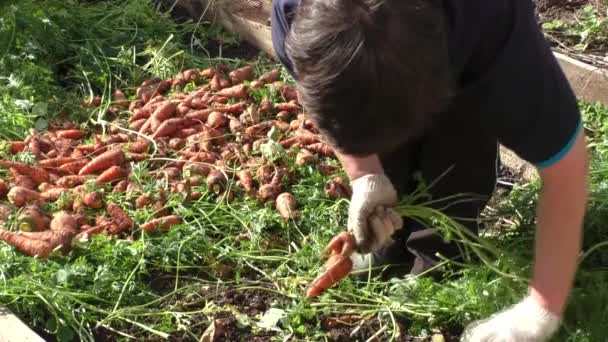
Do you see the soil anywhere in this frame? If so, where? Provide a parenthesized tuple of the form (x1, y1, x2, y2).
(319, 314, 462, 342)
(533, 0, 608, 60)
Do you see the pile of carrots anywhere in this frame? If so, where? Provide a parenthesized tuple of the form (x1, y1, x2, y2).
(0, 64, 351, 259)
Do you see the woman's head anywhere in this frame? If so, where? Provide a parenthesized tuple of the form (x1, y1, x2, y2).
(284, 0, 451, 156)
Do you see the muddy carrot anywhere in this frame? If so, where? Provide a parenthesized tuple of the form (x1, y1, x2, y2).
(276, 192, 298, 220)
(57, 129, 86, 140)
(41, 187, 69, 201)
(258, 69, 280, 84)
(78, 150, 125, 176)
(229, 66, 254, 84)
(141, 215, 182, 232)
(38, 157, 77, 169)
(8, 141, 26, 154)
(58, 159, 89, 175)
(8, 187, 42, 207)
(219, 84, 248, 99)
(95, 166, 125, 184)
(0, 160, 49, 185)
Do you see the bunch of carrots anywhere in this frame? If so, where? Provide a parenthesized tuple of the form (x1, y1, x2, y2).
(0, 64, 352, 263)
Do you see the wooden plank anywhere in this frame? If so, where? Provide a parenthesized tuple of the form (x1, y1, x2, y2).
(203, 2, 276, 59)
(554, 52, 608, 106)
(0, 306, 45, 342)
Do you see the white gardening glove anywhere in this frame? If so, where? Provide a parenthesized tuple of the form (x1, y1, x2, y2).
(348, 174, 403, 254)
(460, 296, 561, 342)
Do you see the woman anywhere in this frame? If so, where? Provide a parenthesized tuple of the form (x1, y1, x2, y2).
(271, 0, 589, 341)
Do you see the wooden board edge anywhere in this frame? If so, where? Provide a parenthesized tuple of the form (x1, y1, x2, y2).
(0, 306, 45, 342)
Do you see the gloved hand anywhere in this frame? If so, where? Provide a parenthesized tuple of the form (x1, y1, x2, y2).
(460, 296, 561, 342)
(348, 174, 403, 254)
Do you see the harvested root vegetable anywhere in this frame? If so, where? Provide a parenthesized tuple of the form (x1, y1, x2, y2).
(325, 177, 352, 200)
(38, 157, 77, 169)
(306, 232, 356, 297)
(17, 205, 49, 232)
(78, 150, 125, 176)
(58, 160, 89, 175)
(0, 160, 49, 185)
(128, 139, 149, 154)
(186, 109, 212, 121)
(0, 179, 7, 198)
(150, 102, 176, 132)
(237, 170, 254, 194)
(258, 69, 280, 84)
(135, 195, 152, 208)
(8, 187, 42, 207)
(41, 187, 69, 201)
(168, 138, 185, 151)
(317, 164, 338, 176)
(258, 169, 284, 202)
(206, 170, 227, 194)
(307, 143, 334, 157)
(276, 192, 298, 220)
(57, 129, 86, 140)
(219, 84, 248, 99)
(274, 102, 300, 112)
(82, 192, 104, 209)
(152, 117, 189, 139)
(207, 112, 227, 128)
(256, 164, 275, 185)
(0, 211, 77, 258)
(75, 225, 106, 239)
(12, 174, 35, 190)
(201, 68, 216, 79)
(106, 204, 133, 234)
(112, 180, 129, 193)
(229, 66, 254, 84)
(96, 166, 125, 184)
(295, 150, 318, 166)
(8, 141, 26, 154)
(141, 215, 182, 232)
(184, 163, 211, 177)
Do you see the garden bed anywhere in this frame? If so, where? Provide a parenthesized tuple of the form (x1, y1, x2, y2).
(1, 2, 608, 342)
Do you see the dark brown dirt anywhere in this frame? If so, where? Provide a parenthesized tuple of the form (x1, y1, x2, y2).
(319, 314, 461, 342)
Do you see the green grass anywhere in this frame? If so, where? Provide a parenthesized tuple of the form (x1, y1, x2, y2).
(0, 1, 607, 341)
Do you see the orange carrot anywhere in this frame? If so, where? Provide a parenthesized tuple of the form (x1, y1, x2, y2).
(112, 180, 129, 193)
(200, 68, 216, 79)
(82, 192, 104, 209)
(17, 205, 49, 232)
(186, 109, 213, 121)
(135, 195, 152, 208)
(58, 159, 89, 175)
(12, 172, 36, 190)
(215, 102, 248, 114)
(168, 138, 185, 151)
(236, 170, 254, 194)
(274, 102, 301, 112)
(128, 139, 149, 154)
(258, 69, 280, 84)
(129, 118, 147, 131)
(0, 211, 77, 258)
(41, 187, 69, 201)
(78, 150, 125, 176)
(56, 175, 90, 188)
(306, 143, 334, 157)
(276, 192, 298, 220)
(0, 179, 7, 198)
(190, 97, 207, 110)
(75, 225, 106, 239)
(7, 187, 42, 207)
(150, 102, 176, 132)
(107, 203, 133, 233)
(96, 166, 125, 184)
(57, 129, 86, 140)
(0, 160, 49, 185)
(295, 150, 319, 166)
(38, 157, 77, 169)
(152, 117, 187, 139)
(218, 84, 248, 99)
(306, 232, 356, 297)
(207, 112, 227, 128)
(8, 141, 26, 154)
(141, 215, 182, 232)
(229, 66, 254, 84)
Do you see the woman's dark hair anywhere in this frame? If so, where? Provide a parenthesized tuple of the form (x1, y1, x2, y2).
(285, 0, 452, 156)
